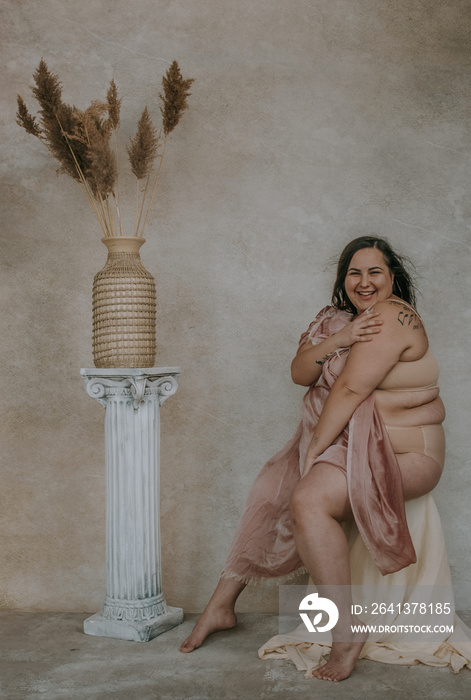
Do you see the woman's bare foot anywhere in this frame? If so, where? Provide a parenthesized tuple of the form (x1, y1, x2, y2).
(311, 613, 368, 682)
(179, 606, 237, 652)
(312, 638, 366, 681)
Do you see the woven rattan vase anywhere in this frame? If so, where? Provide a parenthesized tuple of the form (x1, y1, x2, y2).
(92, 237, 156, 368)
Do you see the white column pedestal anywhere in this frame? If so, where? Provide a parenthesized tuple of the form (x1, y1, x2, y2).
(80, 367, 183, 642)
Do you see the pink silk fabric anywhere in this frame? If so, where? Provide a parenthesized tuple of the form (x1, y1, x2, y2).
(221, 306, 416, 583)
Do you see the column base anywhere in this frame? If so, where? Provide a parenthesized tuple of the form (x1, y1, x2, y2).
(83, 606, 184, 642)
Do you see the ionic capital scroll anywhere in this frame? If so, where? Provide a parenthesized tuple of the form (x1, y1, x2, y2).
(80, 368, 180, 408)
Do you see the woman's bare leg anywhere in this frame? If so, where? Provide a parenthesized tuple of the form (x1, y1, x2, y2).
(290, 453, 442, 680)
(290, 463, 367, 682)
(179, 577, 246, 652)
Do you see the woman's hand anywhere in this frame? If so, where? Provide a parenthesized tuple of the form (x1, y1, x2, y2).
(291, 310, 383, 387)
(334, 311, 382, 348)
(301, 431, 321, 479)
(301, 437, 320, 478)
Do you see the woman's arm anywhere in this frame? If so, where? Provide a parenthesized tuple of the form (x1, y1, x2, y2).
(291, 311, 383, 387)
(301, 302, 416, 476)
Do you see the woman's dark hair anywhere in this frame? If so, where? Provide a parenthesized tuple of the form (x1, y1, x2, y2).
(331, 236, 417, 314)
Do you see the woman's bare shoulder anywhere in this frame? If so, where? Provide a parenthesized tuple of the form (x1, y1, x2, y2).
(371, 299, 428, 358)
(372, 298, 424, 331)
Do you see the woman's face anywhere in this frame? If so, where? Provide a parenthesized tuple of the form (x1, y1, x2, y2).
(344, 247, 394, 313)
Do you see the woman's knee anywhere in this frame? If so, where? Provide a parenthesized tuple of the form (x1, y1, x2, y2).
(289, 482, 309, 522)
(289, 465, 351, 525)
(289, 478, 329, 526)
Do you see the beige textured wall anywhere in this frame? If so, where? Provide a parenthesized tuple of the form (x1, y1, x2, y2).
(1, 0, 470, 613)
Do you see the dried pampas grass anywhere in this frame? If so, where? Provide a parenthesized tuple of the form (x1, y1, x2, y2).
(17, 59, 194, 238)
(160, 60, 194, 136)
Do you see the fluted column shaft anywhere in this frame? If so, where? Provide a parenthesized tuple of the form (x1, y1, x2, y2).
(80, 368, 183, 642)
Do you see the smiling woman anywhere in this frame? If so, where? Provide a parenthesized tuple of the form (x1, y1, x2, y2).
(344, 248, 394, 312)
(180, 236, 471, 681)
(332, 237, 417, 314)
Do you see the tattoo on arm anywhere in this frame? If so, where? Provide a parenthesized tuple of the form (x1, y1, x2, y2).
(316, 354, 330, 366)
(389, 301, 423, 330)
(397, 310, 423, 330)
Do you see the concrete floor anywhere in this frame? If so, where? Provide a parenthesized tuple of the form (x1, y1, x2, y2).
(1, 612, 470, 699)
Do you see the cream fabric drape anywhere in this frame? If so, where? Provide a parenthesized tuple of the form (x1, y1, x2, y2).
(258, 494, 471, 675)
